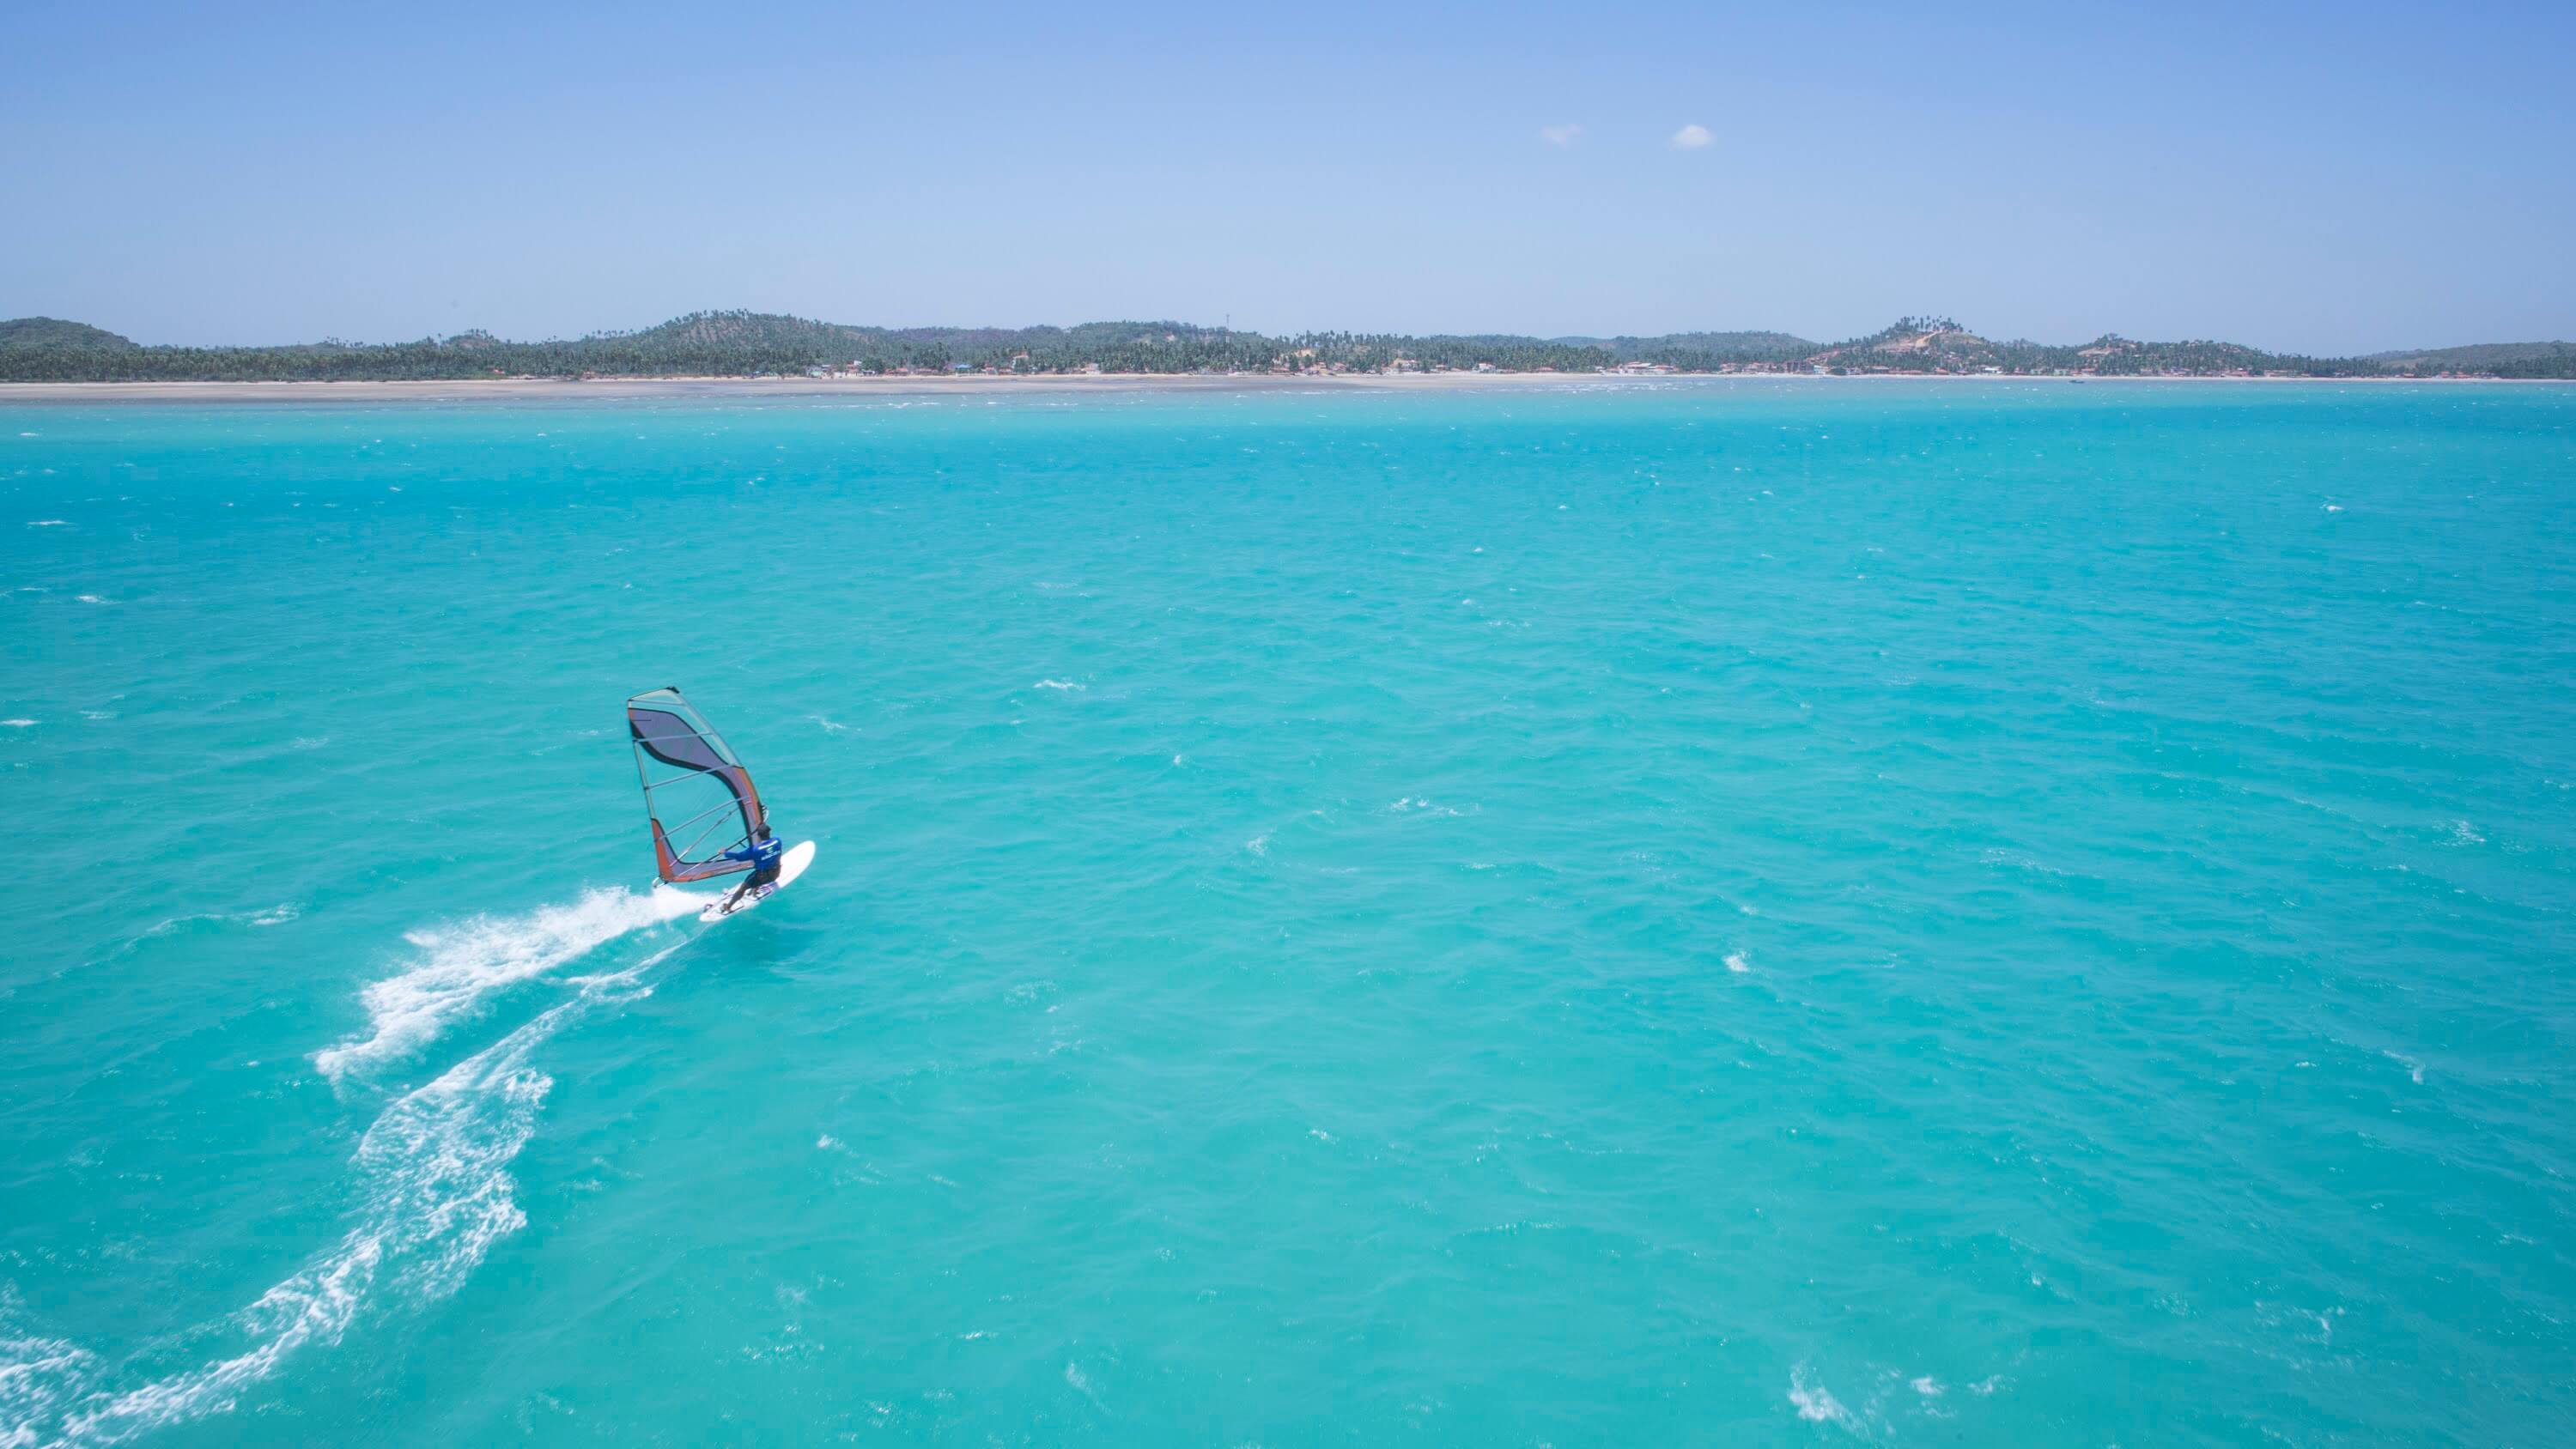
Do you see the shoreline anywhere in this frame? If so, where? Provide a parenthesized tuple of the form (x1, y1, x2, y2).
(0, 371, 2560, 404)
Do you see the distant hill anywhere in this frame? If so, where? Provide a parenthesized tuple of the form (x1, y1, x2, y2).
(0, 317, 137, 350)
(2, 311, 2569, 381)
(1791, 317, 2378, 377)
(2363, 341, 2576, 368)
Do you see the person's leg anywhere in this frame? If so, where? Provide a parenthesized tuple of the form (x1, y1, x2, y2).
(724, 860, 780, 912)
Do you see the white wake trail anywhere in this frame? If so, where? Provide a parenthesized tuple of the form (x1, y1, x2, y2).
(3, 892, 695, 1447)
(0, 1303, 95, 1449)
(314, 884, 696, 1082)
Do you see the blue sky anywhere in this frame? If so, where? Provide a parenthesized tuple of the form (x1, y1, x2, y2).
(6, 1, 2572, 352)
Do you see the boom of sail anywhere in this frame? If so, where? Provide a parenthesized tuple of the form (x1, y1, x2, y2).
(626, 687, 773, 883)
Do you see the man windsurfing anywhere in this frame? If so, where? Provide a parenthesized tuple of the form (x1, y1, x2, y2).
(717, 834, 787, 914)
(626, 686, 816, 921)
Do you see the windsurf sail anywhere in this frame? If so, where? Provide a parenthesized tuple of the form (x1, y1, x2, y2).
(627, 687, 772, 883)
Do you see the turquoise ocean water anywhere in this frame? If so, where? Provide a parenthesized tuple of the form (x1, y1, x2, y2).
(3, 381, 2572, 1445)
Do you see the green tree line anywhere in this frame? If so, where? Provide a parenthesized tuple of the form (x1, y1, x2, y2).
(3, 310, 2565, 380)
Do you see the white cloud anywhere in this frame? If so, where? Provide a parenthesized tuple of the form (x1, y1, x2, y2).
(1540, 123, 1584, 148)
(1670, 123, 1715, 150)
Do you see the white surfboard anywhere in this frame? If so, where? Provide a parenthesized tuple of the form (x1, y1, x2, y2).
(699, 840, 816, 922)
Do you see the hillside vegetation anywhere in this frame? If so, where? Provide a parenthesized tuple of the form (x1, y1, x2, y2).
(2363, 341, 2576, 374)
(1553, 330, 1817, 364)
(1, 310, 2567, 380)
(0, 317, 137, 351)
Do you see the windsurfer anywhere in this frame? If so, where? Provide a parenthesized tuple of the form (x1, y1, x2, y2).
(720, 834, 786, 912)
(627, 687, 807, 921)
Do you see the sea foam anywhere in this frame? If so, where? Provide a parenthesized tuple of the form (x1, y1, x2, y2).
(0, 1300, 97, 1449)
(20, 932, 685, 1445)
(1788, 1364, 1856, 1427)
(313, 884, 695, 1082)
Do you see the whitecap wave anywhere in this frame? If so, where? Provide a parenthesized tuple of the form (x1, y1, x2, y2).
(1388, 797, 1473, 817)
(313, 884, 695, 1082)
(1788, 1363, 1856, 1427)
